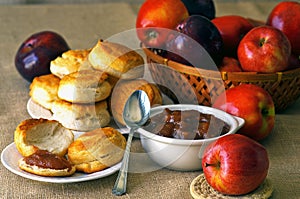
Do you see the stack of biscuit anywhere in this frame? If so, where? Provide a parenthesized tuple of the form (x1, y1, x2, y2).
(29, 40, 146, 132)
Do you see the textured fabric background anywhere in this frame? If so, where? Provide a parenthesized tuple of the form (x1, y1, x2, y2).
(0, 0, 286, 4)
(0, 1, 299, 199)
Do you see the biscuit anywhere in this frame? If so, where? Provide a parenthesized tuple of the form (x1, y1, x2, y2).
(57, 70, 112, 103)
(67, 127, 126, 173)
(88, 40, 144, 79)
(29, 74, 60, 110)
(51, 99, 111, 132)
(14, 118, 74, 157)
(110, 79, 163, 126)
(18, 150, 76, 177)
(50, 49, 93, 78)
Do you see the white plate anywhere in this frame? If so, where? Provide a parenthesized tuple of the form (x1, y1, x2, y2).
(27, 98, 53, 119)
(0, 129, 129, 183)
(1, 143, 121, 183)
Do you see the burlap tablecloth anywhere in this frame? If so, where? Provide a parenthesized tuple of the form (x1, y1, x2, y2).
(0, 1, 299, 199)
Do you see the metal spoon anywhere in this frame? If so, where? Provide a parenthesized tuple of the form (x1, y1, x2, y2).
(112, 90, 151, 196)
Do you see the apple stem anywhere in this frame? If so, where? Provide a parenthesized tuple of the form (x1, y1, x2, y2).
(259, 38, 266, 47)
(261, 108, 269, 115)
(205, 162, 220, 168)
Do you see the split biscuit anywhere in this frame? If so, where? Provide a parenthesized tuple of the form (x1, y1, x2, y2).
(18, 150, 76, 177)
(14, 118, 74, 157)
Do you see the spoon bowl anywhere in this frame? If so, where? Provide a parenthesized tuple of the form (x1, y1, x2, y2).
(112, 90, 150, 196)
(123, 90, 151, 128)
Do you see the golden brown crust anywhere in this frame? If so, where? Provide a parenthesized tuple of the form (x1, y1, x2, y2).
(110, 79, 163, 125)
(50, 49, 93, 78)
(51, 100, 111, 131)
(67, 127, 126, 173)
(88, 40, 144, 78)
(59, 69, 109, 87)
(14, 118, 74, 157)
(29, 74, 60, 110)
(57, 70, 112, 103)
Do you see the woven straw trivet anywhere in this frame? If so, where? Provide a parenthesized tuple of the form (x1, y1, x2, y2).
(190, 174, 273, 199)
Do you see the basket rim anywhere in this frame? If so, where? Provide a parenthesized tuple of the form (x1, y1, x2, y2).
(142, 44, 300, 82)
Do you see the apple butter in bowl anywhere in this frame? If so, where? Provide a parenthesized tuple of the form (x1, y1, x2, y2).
(137, 104, 244, 171)
(143, 108, 230, 140)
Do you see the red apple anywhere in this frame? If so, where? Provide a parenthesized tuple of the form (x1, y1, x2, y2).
(212, 15, 254, 58)
(202, 134, 269, 195)
(15, 31, 70, 82)
(218, 57, 242, 72)
(266, 1, 300, 56)
(212, 84, 275, 141)
(237, 25, 291, 73)
(136, 0, 189, 48)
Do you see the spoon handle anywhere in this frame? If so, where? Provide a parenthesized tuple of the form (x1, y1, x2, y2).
(112, 128, 135, 196)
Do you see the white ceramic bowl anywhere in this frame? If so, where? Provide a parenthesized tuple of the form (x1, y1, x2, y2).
(137, 104, 245, 171)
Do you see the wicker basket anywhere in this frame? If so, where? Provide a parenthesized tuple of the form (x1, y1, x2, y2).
(143, 46, 300, 112)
